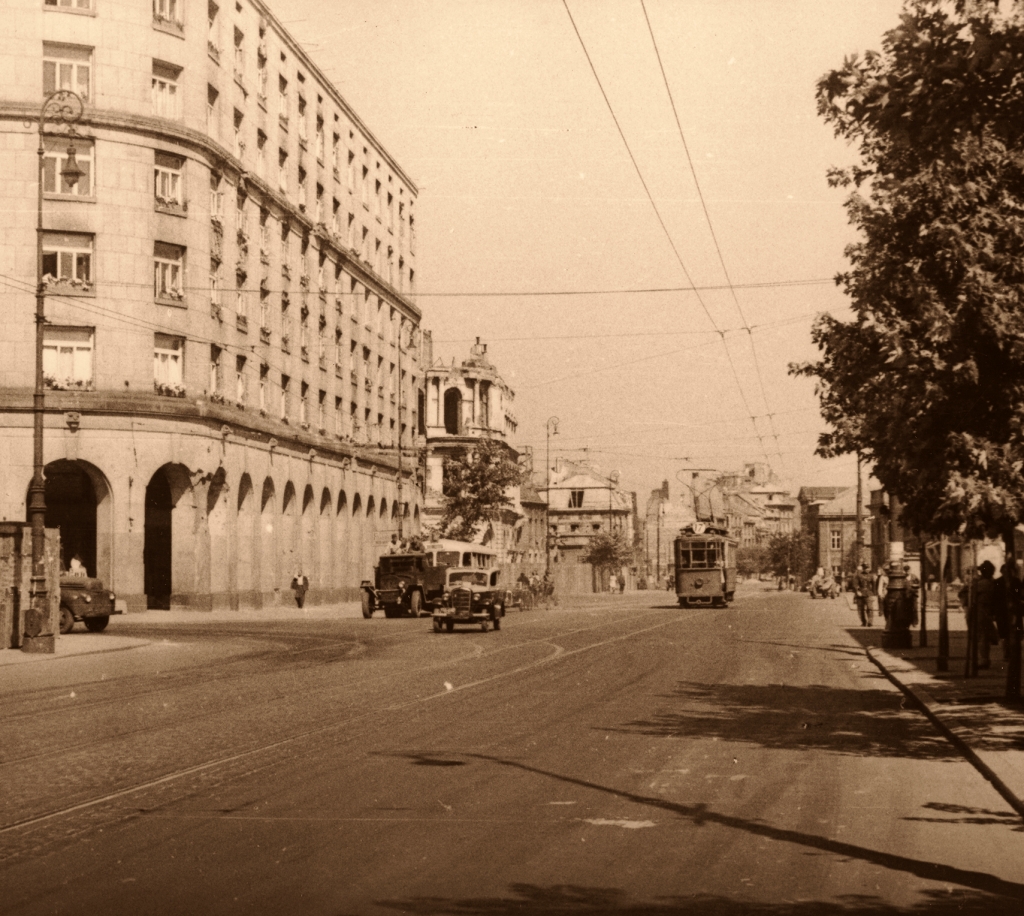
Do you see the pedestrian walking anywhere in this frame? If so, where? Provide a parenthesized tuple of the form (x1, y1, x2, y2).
(973, 560, 999, 669)
(853, 563, 873, 626)
(291, 571, 309, 609)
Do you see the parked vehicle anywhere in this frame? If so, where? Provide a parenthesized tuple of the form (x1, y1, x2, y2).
(432, 569, 506, 633)
(59, 575, 123, 633)
(807, 576, 840, 599)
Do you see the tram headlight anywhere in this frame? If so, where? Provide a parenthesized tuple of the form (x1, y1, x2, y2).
(693, 578, 704, 589)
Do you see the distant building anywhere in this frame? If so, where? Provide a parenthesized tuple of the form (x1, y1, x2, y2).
(422, 339, 522, 562)
(799, 486, 870, 579)
(542, 459, 634, 567)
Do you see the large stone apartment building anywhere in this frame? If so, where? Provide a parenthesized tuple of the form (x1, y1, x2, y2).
(1, 0, 425, 610)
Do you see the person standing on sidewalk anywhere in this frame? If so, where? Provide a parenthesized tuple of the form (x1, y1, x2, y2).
(853, 563, 873, 626)
(874, 566, 889, 625)
(973, 560, 998, 669)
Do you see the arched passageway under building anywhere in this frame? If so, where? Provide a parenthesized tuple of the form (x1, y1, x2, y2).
(41, 459, 112, 580)
(144, 464, 190, 609)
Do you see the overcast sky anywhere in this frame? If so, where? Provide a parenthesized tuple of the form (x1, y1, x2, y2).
(277, 0, 904, 499)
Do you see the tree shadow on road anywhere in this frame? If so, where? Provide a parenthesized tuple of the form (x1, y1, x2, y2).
(372, 884, 1022, 915)
(608, 680, 959, 760)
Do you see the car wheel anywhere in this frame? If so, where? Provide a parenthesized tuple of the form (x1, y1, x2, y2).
(59, 605, 74, 635)
(409, 590, 423, 617)
(84, 615, 109, 633)
(432, 617, 442, 633)
(445, 619, 454, 633)
(361, 592, 373, 618)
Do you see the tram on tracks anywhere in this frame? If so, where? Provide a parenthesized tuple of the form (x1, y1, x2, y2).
(673, 522, 737, 608)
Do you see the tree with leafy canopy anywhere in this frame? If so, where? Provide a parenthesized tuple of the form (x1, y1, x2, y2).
(767, 531, 814, 585)
(437, 438, 524, 542)
(581, 531, 634, 575)
(792, 0, 1024, 549)
(736, 544, 770, 580)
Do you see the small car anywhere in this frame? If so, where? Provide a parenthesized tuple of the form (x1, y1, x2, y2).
(59, 575, 123, 633)
(432, 569, 505, 633)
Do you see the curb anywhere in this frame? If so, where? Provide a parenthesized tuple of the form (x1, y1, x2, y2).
(866, 645, 1024, 820)
(0, 636, 151, 667)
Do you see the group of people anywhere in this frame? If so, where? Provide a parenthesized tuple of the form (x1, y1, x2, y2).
(851, 562, 920, 628)
(960, 560, 1020, 669)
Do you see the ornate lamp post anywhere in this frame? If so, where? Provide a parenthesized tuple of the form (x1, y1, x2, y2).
(24, 90, 84, 653)
(545, 417, 559, 574)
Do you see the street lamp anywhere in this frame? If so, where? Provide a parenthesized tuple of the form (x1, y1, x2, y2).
(24, 89, 84, 654)
(545, 417, 559, 574)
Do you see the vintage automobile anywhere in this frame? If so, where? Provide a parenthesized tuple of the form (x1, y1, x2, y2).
(361, 552, 446, 618)
(59, 575, 123, 634)
(432, 569, 506, 633)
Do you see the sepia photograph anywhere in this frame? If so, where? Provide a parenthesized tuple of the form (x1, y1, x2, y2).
(2, 0, 1024, 913)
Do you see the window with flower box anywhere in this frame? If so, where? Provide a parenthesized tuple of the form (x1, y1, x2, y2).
(154, 333, 184, 395)
(43, 327, 93, 391)
(154, 151, 185, 211)
(154, 241, 185, 302)
(153, 0, 183, 32)
(152, 61, 181, 118)
(42, 231, 93, 293)
(44, 43, 91, 101)
(44, 137, 92, 197)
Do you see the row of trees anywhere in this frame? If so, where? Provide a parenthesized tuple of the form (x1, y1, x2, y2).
(795, 0, 1024, 690)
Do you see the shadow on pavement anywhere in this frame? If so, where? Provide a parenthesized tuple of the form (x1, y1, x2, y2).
(369, 753, 1024, 914)
(374, 885, 1023, 915)
(608, 680, 960, 760)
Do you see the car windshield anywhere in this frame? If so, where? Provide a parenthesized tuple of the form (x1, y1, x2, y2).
(448, 571, 488, 586)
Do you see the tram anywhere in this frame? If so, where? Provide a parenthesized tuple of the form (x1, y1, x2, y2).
(673, 522, 738, 608)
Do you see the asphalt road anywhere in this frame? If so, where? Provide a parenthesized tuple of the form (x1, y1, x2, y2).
(2, 585, 1023, 915)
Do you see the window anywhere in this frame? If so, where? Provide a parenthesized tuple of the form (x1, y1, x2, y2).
(315, 115, 324, 161)
(256, 54, 267, 102)
(210, 345, 222, 394)
(207, 84, 219, 135)
(43, 43, 91, 101)
(154, 151, 184, 207)
(153, 0, 183, 29)
(387, 191, 394, 229)
(236, 355, 247, 405)
(233, 27, 245, 81)
(347, 150, 355, 191)
(210, 171, 224, 220)
(278, 148, 288, 194)
(255, 130, 266, 177)
(335, 396, 343, 435)
(42, 232, 92, 288)
(374, 179, 381, 217)
(315, 183, 324, 222)
(300, 381, 309, 424)
(280, 373, 290, 420)
(568, 490, 584, 509)
(154, 241, 185, 301)
(207, 2, 220, 58)
(43, 327, 93, 391)
(332, 133, 340, 172)
(44, 137, 92, 196)
(259, 209, 270, 258)
(45, 0, 94, 10)
(233, 109, 244, 159)
(154, 333, 184, 393)
(152, 61, 181, 118)
(830, 529, 842, 551)
(259, 363, 269, 411)
(331, 198, 340, 235)
(210, 260, 220, 309)
(318, 390, 326, 429)
(278, 75, 289, 125)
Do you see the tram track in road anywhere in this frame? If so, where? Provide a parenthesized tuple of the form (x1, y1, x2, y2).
(0, 605, 692, 844)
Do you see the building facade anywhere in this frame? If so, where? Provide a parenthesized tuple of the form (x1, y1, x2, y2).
(422, 339, 522, 560)
(1, 0, 424, 610)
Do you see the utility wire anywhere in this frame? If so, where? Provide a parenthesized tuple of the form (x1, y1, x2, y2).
(640, 0, 785, 471)
(561, 0, 774, 467)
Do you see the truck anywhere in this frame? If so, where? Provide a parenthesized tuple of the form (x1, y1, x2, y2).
(59, 575, 124, 633)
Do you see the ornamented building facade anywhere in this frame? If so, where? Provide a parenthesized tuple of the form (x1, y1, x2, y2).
(0, 0, 425, 610)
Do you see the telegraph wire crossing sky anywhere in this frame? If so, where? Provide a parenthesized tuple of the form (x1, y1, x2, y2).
(250, 2, 905, 493)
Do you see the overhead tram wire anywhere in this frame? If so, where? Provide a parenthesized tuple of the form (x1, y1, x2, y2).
(640, 0, 785, 471)
(561, 0, 774, 468)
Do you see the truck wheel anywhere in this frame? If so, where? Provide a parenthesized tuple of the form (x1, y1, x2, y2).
(361, 592, 373, 618)
(84, 615, 109, 633)
(59, 605, 75, 635)
(409, 590, 423, 617)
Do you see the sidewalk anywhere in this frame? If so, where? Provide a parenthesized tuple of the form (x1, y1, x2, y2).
(844, 595, 1024, 819)
(0, 598, 366, 667)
